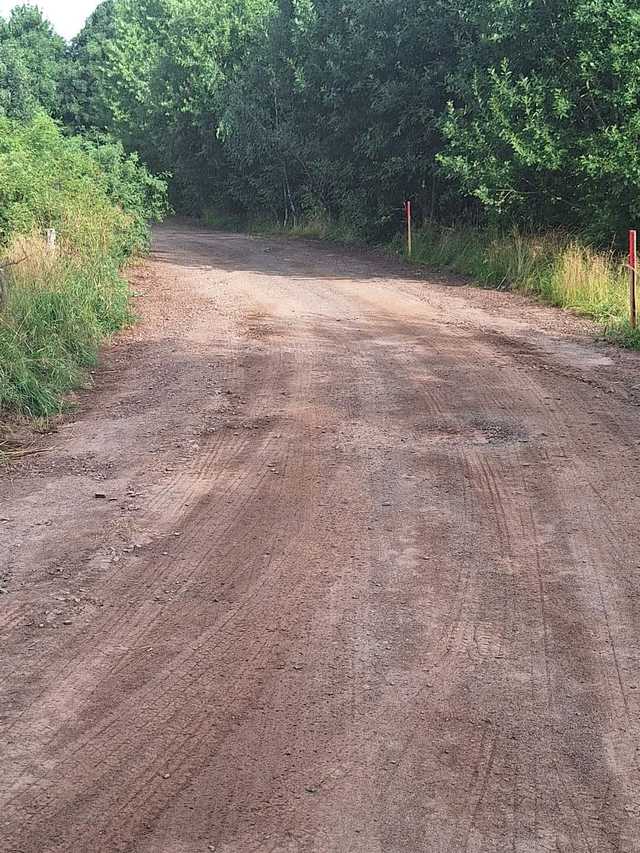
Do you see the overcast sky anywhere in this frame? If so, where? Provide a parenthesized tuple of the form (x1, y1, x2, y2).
(0, 1, 100, 40)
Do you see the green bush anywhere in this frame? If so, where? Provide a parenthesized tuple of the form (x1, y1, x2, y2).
(0, 114, 166, 255)
(0, 114, 167, 417)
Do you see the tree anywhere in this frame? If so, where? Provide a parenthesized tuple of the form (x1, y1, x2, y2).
(0, 4, 66, 119)
(438, 0, 640, 237)
(64, 0, 640, 242)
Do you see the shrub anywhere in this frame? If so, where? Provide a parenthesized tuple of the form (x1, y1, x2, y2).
(0, 114, 167, 417)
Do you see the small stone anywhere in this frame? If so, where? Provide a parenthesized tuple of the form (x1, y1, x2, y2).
(94, 492, 107, 499)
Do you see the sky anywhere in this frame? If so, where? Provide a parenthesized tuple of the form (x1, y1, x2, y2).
(0, 0, 100, 40)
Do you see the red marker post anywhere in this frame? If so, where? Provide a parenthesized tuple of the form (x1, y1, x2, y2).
(629, 229, 637, 329)
(405, 200, 413, 258)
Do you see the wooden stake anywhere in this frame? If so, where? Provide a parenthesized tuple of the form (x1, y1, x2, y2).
(630, 229, 637, 329)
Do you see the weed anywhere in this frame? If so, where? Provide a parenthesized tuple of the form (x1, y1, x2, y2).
(0, 237, 130, 416)
(0, 116, 167, 418)
(405, 225, 636, 345)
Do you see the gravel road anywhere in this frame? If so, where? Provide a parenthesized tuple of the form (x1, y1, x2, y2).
(2, 222, 640, 852)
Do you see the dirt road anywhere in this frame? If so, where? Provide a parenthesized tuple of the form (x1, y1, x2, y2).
(2, 223, 640, 852)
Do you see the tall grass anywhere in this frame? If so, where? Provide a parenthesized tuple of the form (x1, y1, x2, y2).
(0, 235, 130, 416)
(203, 208, 363, 244)
(404, 225, 637, 346)
(0, 115, 167, 419)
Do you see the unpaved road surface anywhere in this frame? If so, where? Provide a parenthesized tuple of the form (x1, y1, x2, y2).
(2, 223, 640, 853)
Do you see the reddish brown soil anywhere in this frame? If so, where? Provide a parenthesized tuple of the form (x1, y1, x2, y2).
(2, 222, 640, 852)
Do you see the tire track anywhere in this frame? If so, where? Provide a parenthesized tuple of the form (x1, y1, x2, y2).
(3, 224, 640, 852)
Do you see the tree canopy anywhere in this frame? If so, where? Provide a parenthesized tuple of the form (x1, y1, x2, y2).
(0, 4, 65, 119)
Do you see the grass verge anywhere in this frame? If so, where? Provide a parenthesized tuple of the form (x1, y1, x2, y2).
(402, 225, 639, 347)
(0, 115, 167, 420)
(0, 236, 131, 418)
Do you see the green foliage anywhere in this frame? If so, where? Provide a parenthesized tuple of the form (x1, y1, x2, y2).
(81, 136, 170, 254)
(68, 0, 457, 228)
(438, 0, 640, 240)
(66, 0, 275, 209)
(0, 5, 66, 119)
(0, 114, 168, 416)
(0, 115, 166, 252)
(0, 0, 631, 246)
(218, 0, 456, 236)
(405, 224, 634, 339)
(62, 0, 120, 131)
(65, 0, 640, 244)
(0, 255, 130, 416)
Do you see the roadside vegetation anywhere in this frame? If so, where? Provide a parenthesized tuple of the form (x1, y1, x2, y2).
(0, 114, 166, 417)
(58, 0, 640, 244)
(0, 5, 167, 420)
(404, 227, 638, 345)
